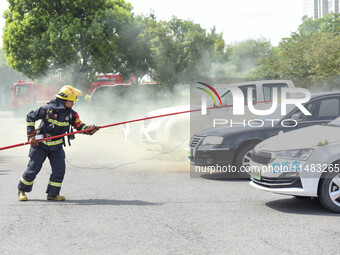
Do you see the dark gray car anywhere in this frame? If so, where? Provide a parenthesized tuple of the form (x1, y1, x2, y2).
(187, 93, 340, 175)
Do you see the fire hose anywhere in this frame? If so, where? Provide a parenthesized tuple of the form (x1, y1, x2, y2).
(0, 98, 274, 151)
(0, 107, 204, 151)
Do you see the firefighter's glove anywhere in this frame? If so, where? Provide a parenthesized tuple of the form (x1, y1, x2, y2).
(85, 125, 100, 135)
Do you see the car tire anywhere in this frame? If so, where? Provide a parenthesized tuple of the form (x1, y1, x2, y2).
(318, 171, 340, 213)
(234, 142, 259, 178)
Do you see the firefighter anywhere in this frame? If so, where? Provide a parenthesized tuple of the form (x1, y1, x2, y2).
(18, 85, 100, 201)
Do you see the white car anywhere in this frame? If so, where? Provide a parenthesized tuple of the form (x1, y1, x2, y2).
(141, 105, 190, 149)
(249, 116, 340, 213)
(141, 80, 295, 150)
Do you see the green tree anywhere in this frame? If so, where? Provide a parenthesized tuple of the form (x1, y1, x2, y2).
(142, 17, 226, 90)
(256, 13, 340, 87)
(277, 32, 340, 82)
(117, 14, 154, 84)
(228, 38, 272, 77)
(298, 13, 340, 35)
(196, 27, 230, 79)
(304, 33, 340, 80)
(255, 47, 281, 79)
(3, 0, 132, 89)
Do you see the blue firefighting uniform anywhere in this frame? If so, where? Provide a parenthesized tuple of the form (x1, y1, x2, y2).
(18, 98, 89, 196)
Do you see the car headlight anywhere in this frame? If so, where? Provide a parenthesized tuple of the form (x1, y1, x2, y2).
(273, 149, 314, 160)
(201, 136, 223, 145)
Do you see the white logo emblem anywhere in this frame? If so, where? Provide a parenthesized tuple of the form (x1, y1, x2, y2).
(201, 87, 312, 116)
(65, 116, 69, 121)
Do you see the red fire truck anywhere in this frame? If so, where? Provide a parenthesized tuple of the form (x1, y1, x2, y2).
(11, 74, 137, 112)
(11, 80, 59, 112)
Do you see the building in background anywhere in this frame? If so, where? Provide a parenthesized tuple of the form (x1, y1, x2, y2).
(303, 0, 339, 19)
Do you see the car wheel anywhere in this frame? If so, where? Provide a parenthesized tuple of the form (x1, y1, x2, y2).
(318, 171, 340, 213)
(235, 142, 259, 178)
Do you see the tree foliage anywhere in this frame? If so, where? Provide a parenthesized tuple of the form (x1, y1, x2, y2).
(3, 1, 227, 90)
(228, 38, 272, 77)
(140, 17, 226, 89)
(298, 13, 340, 35)
(256, 13, 340, 87)
(278, 32, 340, 81)
(117, 14, 153, 84)
(4, 1, 338, 91)
(3, 0, 132, 86)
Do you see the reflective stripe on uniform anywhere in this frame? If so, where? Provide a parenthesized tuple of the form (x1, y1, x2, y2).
(27, 122, 35, 126)
(48, 181, 62, 187)
(21, 177, 34, 185)
(41, 139, 64, 146)
(47, 118, 69, 127)
(81, 125, 87, 130)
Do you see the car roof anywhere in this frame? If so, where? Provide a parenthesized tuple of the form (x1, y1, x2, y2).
(310, 91, 340, 99)
(214, 80, 293, 87)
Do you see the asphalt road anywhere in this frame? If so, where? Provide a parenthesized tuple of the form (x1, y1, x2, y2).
(0, 111, 339, 255)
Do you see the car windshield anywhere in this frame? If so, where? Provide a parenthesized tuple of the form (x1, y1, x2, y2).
(327, 117, 340, 127)
(15, 85, 29, 97)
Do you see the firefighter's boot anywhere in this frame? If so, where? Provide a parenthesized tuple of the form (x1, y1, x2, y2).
(47, 195, 65, 201)
(18, 190, 28, 201)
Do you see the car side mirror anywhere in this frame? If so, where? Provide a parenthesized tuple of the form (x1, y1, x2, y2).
(284, 119, 298, 126)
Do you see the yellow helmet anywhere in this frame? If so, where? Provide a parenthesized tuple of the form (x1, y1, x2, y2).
(56, 85, 83, 101)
